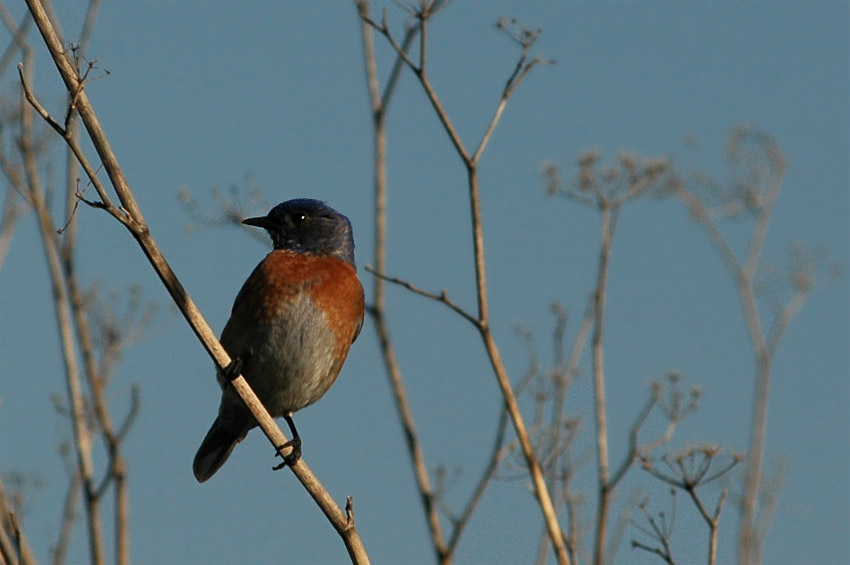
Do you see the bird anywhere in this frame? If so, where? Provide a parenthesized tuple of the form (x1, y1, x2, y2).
(193, 198, 364, 483)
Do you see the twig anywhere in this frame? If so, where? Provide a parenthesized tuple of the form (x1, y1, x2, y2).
(474, 24, 552, 163)
(0, 7, 32, 74)
(608, 393, 658, 490)
(52, 469, 82, 565)
(0, 477, 38, 565)
(630, 494, 677, 565)
(18, 63, 122, 223)
(639, 448, 740, 565)
(0, 185, 25, 271)
(366, 265, 479, 327)
(590, 201, 615, 565)
(446, 406, 509, 555)
(631, 540, 676, 565)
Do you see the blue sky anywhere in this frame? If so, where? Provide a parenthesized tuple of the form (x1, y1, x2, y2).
(1, 2, 847, 564)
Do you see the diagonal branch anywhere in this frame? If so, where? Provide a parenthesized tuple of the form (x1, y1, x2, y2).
(473, 27, 552, 163)
(0, 477, 38, 565)
(17, 63, 119, 220)
(366, 266, 479, 327)
(446, 404, 511, 556)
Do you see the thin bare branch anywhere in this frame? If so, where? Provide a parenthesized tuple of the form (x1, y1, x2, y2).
(474, 22, 553, 163)
(0, 477, 38, 565)
(765, 286, 806, 358)
(360, 9, 419, 72)
(116, 384, 141, 442)
(631, 539, 676, 565)
(591, 201, 614, 565)
(18, 62, 121, 221)
(446, 402, 511, 556)
(630, 494, 677, 565)
(366, 265, 479, 327)
(0, 186, 25, 271)
(676, 183, 743, 279)
(17, 63, 67, 137)
(638, 447, 740, 565)
(51, 469, 81, 565)
(608, 392, 658, 490)
(0, 7, 32, 74)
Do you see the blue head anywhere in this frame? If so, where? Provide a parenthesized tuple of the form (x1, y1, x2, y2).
(243, 199, 356, 266)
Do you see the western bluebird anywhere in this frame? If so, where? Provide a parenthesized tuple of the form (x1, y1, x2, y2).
(193, 198, 364, 483)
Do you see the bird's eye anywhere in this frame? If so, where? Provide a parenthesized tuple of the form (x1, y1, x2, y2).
(291, 213, 307, 225)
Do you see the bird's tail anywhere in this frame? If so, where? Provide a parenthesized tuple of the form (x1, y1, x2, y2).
(193, 416, 248, 483)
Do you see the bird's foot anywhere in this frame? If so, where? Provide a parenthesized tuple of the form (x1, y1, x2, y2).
(272, 437, 302, 470)
(223, 357, 243, 381)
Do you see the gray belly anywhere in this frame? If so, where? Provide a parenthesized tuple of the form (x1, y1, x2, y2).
(220, 300, 338, 416)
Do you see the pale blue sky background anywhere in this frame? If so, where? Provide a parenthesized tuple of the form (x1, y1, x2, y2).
(1, 2, 848, 564)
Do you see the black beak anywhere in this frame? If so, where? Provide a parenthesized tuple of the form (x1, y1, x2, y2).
(242, 215, 272, 229)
